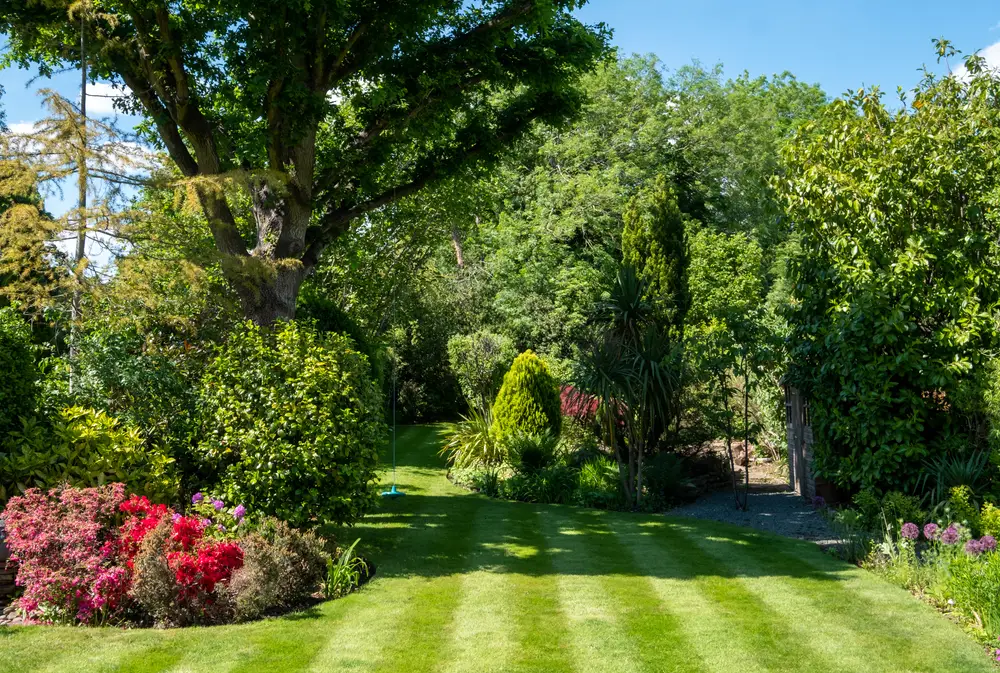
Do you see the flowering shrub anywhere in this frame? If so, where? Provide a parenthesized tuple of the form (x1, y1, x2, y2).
(2, 482, 332, 628)
(2, 484, 130, 624)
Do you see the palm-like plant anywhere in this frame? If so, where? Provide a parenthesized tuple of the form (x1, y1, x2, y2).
(574, 266, 679, 507)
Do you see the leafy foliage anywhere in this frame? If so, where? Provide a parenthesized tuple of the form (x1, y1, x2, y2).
(0, 1, 610, 324)
(0, 306, 38, 435)
(447, 330, 516, 418)
(491, 350, 562, 445)
(779, 59, 1000, 492)
(1, 407, 180, 504)
(439, 410, 504, 470)
(622, 174, 691, 337)
(197, 320, 384, 527)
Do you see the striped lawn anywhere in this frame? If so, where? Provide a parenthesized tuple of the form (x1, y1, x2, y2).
(0, 426, 993, 673)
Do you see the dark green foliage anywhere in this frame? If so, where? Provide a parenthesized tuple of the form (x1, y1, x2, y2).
(644, 452, 696, 506)
(0, 306, 38, 434)
(0, 1, 610, 324)
(198, 320, 385, 527)
(576, 456, 623, 509)
(297, 287, 385, 386)
(779, 64, 1000, 492)
(447, 330, 516, 417)
(921, 452, 992, 506)
(68, 327, 202, 489)
(492, 350, 562, 444)
(498, 465, 577, 504)
(505, 432, 559, 474)
(621, 174, 691, 337)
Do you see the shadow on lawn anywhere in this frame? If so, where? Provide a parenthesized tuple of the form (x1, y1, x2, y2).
(358, 491, 847, 586)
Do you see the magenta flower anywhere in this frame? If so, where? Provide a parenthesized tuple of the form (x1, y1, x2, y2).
(202, 518, 212, 527)
(965, 539, 984, 555)
(171, 512, 182, 523)
(941, 525, 960, 545)
(923, 523, 940, 540)
(981, 535, 997, 552)
(900, 522, 919, 540)
(192, 492, 204, 504)
(212, 499, 224, 511)
(217, 524, 226, 532)
(233, 504, 246, 520)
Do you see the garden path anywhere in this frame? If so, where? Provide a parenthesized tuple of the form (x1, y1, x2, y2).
(0, 426, 991, 673)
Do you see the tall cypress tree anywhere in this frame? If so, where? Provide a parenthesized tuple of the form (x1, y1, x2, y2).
(621, 174, 692, 340)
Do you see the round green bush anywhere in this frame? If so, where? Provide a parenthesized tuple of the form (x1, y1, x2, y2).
(198, 320, 385, 527)
(0, 306, 38, 434)
(491, 350, 561, 444)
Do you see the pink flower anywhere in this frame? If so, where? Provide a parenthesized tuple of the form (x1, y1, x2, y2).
(965, 539, 984, 555)
(981, 536, 997, 552)
(941, 525, 960, 545)
(923, 523, 940, 540)
(900, 523, 919, 540)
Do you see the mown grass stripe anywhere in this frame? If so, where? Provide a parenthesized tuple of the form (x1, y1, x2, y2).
(307, 492, 485, 672)
(549, 508, 704, 673)
(504, 504, 575, 673)
(612, 515, 838, 673)
(707, 523, 991, 673)
(540, 506, 705, 673)
(438, 500, 519, 673)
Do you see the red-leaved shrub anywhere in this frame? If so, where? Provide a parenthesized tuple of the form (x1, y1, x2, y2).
(2, 484, 130, 624)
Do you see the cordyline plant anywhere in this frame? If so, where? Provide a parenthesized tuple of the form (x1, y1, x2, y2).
(0, 1, 610, 325)
(572, 266, 678, 508)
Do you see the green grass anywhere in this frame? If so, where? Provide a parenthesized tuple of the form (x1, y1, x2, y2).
(0, 425, 994, 672)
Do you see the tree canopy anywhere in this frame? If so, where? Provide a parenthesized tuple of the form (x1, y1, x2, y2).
(1, 0, 610, 323)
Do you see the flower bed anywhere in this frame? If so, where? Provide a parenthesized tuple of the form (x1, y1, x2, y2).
(1, 484, 368, 627)
(874, 518, 1000, 655)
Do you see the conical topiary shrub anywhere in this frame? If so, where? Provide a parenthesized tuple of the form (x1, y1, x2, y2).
(491, 350, 561, 444)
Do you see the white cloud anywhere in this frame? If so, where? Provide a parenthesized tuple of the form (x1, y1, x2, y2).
(7, 121, 36, 135)
(84, 81, 128, 115)
(951, 42, 1000, 81)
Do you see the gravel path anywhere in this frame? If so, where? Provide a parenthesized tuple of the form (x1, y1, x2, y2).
(670, 487, 841, 548)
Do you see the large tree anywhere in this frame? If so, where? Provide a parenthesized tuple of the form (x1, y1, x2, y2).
(1, 1, 609, 324)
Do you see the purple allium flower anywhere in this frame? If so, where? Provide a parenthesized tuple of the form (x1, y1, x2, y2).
(192, 492, 204, 504)
(217, 524, 226, 532)
(923, 523, 940, 540)
(965, 539, 984, 556)
(941, 525, 960, 545)
(981, 535, 997, 552)
(212, 499, 224, 511)
(812, 496, 826, 510)
(233, 504, 246, 520)
(171, 512, 182, 523)
(900, 522, 919, 540)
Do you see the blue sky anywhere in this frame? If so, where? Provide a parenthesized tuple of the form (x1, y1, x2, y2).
(2, 0, 1000, 215)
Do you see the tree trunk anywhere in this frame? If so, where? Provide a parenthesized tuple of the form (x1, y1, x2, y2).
(451, 225, 465, 269)
(234, 264, 306, 325)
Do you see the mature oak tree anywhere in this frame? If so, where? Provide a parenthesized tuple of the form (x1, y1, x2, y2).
(1, 1, 609, 324)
